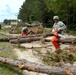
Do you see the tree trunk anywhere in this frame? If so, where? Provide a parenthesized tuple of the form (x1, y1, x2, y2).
(0, 33, 53, 43)
(0, 32, 53, 38)
(65, 0, 69, 32)
(10, 37, 76, 44)
(0, 38, 9, 42)
(0, 57, 75, 75)
(0, 34, 76, 44)
(10, 37, 42, 44)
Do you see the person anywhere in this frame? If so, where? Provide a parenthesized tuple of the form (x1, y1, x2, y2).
(51, 15, 66, 54)
(21, 27, 29, 36)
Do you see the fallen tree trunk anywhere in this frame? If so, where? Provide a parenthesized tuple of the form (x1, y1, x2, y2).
(0, 32, 53, 38)
(10, 37, 42, 44)
(10, 37, 76, 44)
(17, 33, 54, 38)
(0, 33, 76, 44)
(45, 38, 76, 44)
(0, 33, 53, 42)
(0, 36, 42, 42)
(0, 57, 76, 75)
(0, 38, 9, 42)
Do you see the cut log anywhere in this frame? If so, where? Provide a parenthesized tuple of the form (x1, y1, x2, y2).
(0, 32, 53, 38)
(10, 37, 42, 44)
(0, 37, 19, 42)
(0, 36, 76, 45)
(0, 33, 76, 44)
(0, 38, 9, 42)
(0, 33, 53, 42)
(10, 37, 76, 44)
(0, 57, 76, 75)
(46, 38, 76, 44)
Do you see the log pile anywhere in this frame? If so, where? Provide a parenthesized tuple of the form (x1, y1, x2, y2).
(0, 33, 76, 44)
(0, 57, 76, 75)
(0, 33, 53, 43)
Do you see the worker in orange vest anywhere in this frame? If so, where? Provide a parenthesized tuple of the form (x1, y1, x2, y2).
(21, 27, 29, 36)
(51, 16, 66, 53)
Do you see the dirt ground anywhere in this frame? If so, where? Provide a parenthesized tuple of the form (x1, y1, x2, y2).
(1, 31, 76, 75)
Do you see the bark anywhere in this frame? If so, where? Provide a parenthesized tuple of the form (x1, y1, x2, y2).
(46, 38, 76, 44)
(12, 33, 53, 38)
(0, 33, 53, 42)
(60, 38, 76, 44)
(9, 37, 42, 44)
(0, 33, 76, 44)
(0, 57, 75, 75)
(10, 37, 76, 44)
(0, 33, 53, 43)
(0, 38, 9, 42)
(0, 32, 53, 38)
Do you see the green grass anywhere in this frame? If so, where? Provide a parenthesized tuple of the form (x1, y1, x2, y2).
(0, 42, 24, 75)
(0, 29, 8, 38)
(0, 32, 26, 75)
(0, 33, 6, 38)
(0, 63, 24, 75)
(69, 30, 76, 35)
(0, 42, 17, 59)
(0, 34, 5, 37)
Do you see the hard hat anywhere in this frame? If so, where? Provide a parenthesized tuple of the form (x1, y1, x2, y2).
(53, 16, 59, 20)
(22, 27, 27, 31)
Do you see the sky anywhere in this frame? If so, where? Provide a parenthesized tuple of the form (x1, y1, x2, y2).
(0, 0, 25, 22)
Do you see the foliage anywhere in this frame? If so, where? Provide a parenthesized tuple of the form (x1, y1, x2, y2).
(3, 19, 18, 25)
(18, 0, 76, 30)
(42, 49, 76, 66)
(69, 24, 76, 30)
(18, 0, 47, 25)
(0, 63, 24, 75)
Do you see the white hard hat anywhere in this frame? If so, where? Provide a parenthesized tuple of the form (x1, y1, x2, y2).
(53, 16, 59, 20)
(22, 27, 27, 31)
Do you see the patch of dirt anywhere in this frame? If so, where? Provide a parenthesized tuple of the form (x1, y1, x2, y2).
(14, 48, 42, 63)
(14, 48, 48, 75)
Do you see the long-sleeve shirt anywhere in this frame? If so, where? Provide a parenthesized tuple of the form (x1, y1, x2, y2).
(52, 21, 66, 31)
(52, 21, 66, 38)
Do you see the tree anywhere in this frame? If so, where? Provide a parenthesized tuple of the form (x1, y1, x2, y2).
(18, 0, 47, 24)
(18, 0, 76, 29)
(3, 19, 18, 25)
(3, 19, 9, 25)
